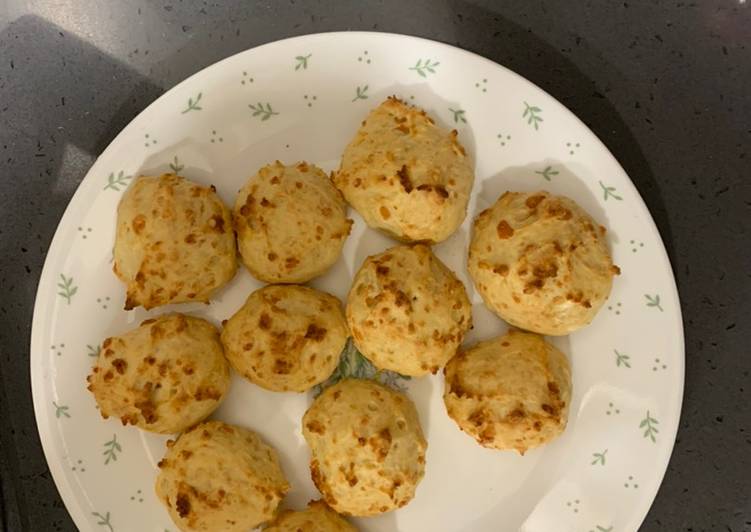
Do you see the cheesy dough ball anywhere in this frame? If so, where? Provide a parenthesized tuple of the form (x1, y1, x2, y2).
(334, 97, 474, 243)
(155, 420, 289, 532)
(302, 379, 427, 516)
(234, 161, 352, 283)
(346, 244, 471, 377)
(468, 191, 618, 335)
(443, 330, 572, 454)
(221, 285, 348, 392)
(114, 173, 237, 310)
(265, 500, 358, 532)
(86, 314, 229, 434)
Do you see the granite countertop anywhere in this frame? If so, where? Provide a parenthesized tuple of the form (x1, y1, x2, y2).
(1, 1, 748, 530)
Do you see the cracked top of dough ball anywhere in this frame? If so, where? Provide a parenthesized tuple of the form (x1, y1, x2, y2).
(302, 379, 427, 516)
(346, 243, 471, 377)
(87, 314, 229, 434)
(221, 284, 348, 392)
(443, 330, 572, 454)
(155, 420, 289, 532)
(265, 500, 358, 532)
(468, 190, 618, 335)
(234, 161, 352, 283)
(334, 97, 474, 243)
(114, 173, 237, 310)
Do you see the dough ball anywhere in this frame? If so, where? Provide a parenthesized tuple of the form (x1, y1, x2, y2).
(265, 500, 358, 532)
(86, 314, 229, 434)
(443, 330, 572, 454)
(234, 161, 352, 283)
(334, 97, 474, 243)
(114, 173, 237, 310)
(302, 379, 427, 516)
(155, 420, 289, 532)
(468, 190, 618, 335)
(346, 244, 471, 377)
(221, 285, 348, 392)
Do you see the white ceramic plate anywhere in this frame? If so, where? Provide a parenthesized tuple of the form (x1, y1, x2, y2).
(31, 32, 684, 532)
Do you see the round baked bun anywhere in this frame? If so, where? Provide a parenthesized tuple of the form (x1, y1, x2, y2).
(220, 285, 348, 392)
(265, 500, 358, 532)
(234, 161, 352, 283)
(86, 314, 229, 434)
(443, 330, 572, 454)
(155, 420, 289, 531)
(334, 96, 474, 243)
(302, 379, 427, 516)
(114, 173, 237, 310)
(468, 190, 618, 335)
(346, 243, 471, 377)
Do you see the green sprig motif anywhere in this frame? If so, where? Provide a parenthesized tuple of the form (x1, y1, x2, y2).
(181, 92, 203, 113)
(53, 401, 70, 419)
(312, 338, 410, 397)
(640, 411, 659, 442)
(522, 101, 543, 130)
(294, 53, 311, 70)
(87, 344, 100, 358)
(248, 102, 279, 121)
(449, 108, 467, 124)
(645, 294, 664, 311)
(169, 156, 184, 173)
(92, 511, 113, 531)
(103, 171, 131, 192)
(103, 434, 122, 465)
(591, 449, 608, 466)
(535, 165, 559, 181)
(614, 349, 631, 368)
(599, 180, 623, 201)
(408, 58, 440, 77)
(352, 85, 369, 102)
(57, 274, 77, 304)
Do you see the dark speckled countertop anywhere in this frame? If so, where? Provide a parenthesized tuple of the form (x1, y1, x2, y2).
(1, 1, 749, 531)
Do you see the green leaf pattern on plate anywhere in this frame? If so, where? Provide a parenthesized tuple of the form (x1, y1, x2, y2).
(294, 53, 311, 70)
(409, 58, 440, 77)
(352, 85, 369, 102)
(591, 449, 607, 466)
(181, 92, 203, 114)
(57, 274, 77, 305)
(312, 338, 411, 397)
(103, 171, 132, 192)
(522, 101, 543, 130)
(599, 180, 623, 201)
(640, 411, 659, 442)
(535, 165, 559, 181)
(645, 294, 663, 311)
(248, 102, 279, 121)
(449, 107, 467, 123)
(614, 349, 631, 368)
(53, 401, 70, 419)
(103, 434, 122, 465)
(92, 511, 113, 531)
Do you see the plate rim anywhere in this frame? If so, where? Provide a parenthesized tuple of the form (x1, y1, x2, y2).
(29, 30, 685, 532)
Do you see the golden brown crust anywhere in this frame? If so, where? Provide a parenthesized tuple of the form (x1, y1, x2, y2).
(443, 330, 572, 454)
(302, 379, 427, 516)
(264, 500, 358, 531)
(86, 314, 229, 433)
(334, 97, 474, 243)
(114, 174, 237, 310)
(234, 161, 352, 283)
(468, 190, 617, 335)
(346, 243, 472, 376)
(155, 420, 289, 532)
(220, 285, 348, 392)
